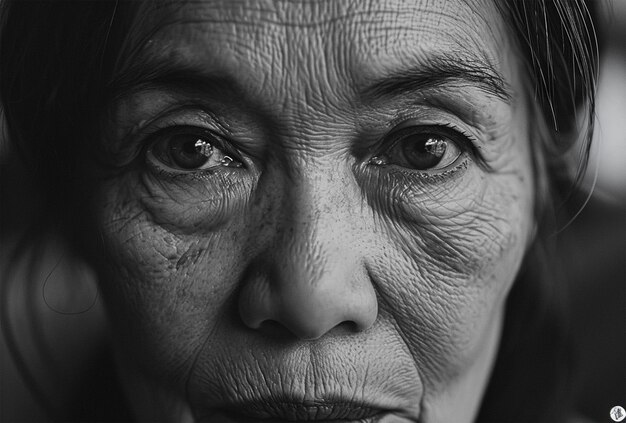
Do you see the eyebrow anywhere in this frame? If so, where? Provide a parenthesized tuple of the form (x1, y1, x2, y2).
(109, 57, 246, 102)
(109, 52, 513, 108)
(360, 55, 513, 104)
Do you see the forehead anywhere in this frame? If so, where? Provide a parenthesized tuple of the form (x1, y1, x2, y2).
(133, 0, 510, 95)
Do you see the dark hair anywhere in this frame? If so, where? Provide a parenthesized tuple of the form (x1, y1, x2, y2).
(478, 3, 598, 422)
(0, 1, 599, 422)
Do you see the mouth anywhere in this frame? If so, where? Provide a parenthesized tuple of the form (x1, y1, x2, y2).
(202, 399, 414, 422)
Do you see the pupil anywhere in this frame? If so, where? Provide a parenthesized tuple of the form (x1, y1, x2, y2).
(182, 141, 196, 154)
(402, 135, 447, 170)
(424, 138, 446, 156)
(195, 139, 213, 156)
(170, 135, 211, 169)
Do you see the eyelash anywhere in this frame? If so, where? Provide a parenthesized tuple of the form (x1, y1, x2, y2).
(133, 115, 487, 183)
(373, 122, 487, 172)
(134, 114, 245, 177)
(426, 122, 486, 166)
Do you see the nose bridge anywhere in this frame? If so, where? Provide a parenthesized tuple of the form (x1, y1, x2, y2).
(238, 163, 378, 340)
(277, 166, 351, 282)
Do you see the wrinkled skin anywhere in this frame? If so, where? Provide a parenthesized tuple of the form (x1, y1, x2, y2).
(89, 0, 535, 422)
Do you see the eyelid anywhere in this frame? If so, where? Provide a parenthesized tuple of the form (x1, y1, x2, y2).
(131, 106, 248, 166)
(132, 106, 233, 142)
(386, 122, 472, 145)
(145, 124, 245, 167)
(383, 119, 490, 171)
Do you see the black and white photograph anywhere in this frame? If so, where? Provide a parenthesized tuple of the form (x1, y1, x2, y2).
(1, 1, 624, 422)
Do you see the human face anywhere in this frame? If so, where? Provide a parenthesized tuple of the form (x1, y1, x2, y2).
(90, 0, 535, 422)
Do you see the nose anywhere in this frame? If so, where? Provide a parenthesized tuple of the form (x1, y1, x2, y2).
(238, 173, 378, 340)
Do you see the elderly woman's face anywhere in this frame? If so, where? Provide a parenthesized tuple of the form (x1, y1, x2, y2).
(93, 0, 534, 422)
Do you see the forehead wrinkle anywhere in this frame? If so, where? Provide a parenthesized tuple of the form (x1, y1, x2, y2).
(126, 1, 397, 113)
(130, 0, 507, 64)
(116, 0, 515, 125)
(165, 0, 408, 28)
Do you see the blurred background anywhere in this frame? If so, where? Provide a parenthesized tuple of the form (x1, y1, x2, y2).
(564, 1, 626, 420)
(1, 1, 624, 422)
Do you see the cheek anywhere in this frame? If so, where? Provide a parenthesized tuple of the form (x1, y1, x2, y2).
(92, 174, 249, 386)
(370, 142, 534, 390)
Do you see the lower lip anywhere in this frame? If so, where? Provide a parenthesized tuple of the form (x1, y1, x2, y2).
(203, 411, 415, 423)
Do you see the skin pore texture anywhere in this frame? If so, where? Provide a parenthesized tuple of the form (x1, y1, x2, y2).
(88, 0, 535, 422)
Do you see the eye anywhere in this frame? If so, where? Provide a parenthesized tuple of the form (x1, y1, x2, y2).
(146, 126, 243, 172)
(370, 125, 469, 171)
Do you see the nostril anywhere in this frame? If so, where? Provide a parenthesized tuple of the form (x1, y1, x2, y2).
(261, 319, 369, 341)
(323, 320, 368, 337)
(256, 320, 295, 339)
(296, 321, 367, 341)
(237, 252, 379, 341)
(339, 320, 361, 333)
(255, 319, 327, 341)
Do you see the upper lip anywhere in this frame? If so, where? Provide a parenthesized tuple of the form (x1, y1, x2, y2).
(215, 397, 384, 421)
